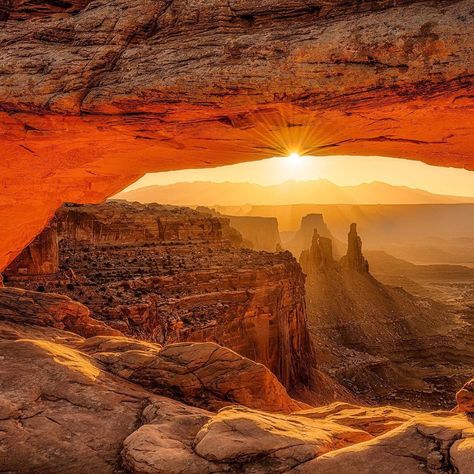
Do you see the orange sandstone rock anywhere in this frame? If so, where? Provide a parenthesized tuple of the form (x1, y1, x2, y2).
(0, 0, 473, 269)
(0, 287, 120, 338)
(456, 378, 474, 414)
(81, 336, 307, 413)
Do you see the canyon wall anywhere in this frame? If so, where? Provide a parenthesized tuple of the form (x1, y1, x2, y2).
(4, 220, 59, 277)
(225, 215, 281, 251)
(5, 201, 312, 389)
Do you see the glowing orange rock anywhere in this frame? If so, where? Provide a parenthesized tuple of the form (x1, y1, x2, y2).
(0, 0, 473, 269)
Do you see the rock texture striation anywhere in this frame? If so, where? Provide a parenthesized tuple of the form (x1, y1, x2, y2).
(0, 0, 473, 270)
(0, 286, 119, 338)
(5, 201, 312, 390)
(0, 295, 473, 473)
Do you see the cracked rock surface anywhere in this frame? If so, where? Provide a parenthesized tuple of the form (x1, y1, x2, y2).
(0, 305, 473, 473)
(80, 336, 307, 413)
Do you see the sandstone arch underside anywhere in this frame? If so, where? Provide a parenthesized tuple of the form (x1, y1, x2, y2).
(0, 0, 473, 269)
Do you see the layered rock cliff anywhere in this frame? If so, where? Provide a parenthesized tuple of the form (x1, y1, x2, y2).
(300, 223, 474, 409)
(196, 207, 282, 251)
(0, 0, 473, 271)
(5, 201, 312, 390)
(286, 213, 344, 259)
(226, 215, 282, 252)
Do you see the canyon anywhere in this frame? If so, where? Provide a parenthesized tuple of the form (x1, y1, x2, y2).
(5, 200, 473, 411)
(4, 201, 312, 392)
(0, 201, 473, 472)
(300, 221, 474, 409)
(1, 1, 474, 472)
(219, 203, 474, 265)
(0, 285, 473, 473)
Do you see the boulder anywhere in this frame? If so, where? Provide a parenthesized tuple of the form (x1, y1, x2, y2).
(0, 287, 120, 338)
(456, 378, 474, 414)
(81, 336, 307, 413)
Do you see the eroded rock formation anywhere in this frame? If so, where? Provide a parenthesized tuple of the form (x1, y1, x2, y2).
(300, 229, 335, 272)
(0, 286, 119, 338)
(0, 0, 473, 270)
(286, 213, 342, 259)
(0, 283, 473, 473)
(81, 336, 307, 413)
(300, 223, 474, 409)
(341, 223, 370, 273)
(5, 201, 312, 390)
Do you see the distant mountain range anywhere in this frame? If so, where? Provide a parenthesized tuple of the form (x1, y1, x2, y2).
(115, 180, 474, 206)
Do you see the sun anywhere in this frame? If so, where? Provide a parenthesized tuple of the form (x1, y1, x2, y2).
(278, 152, 312, 180)
(287, 152, 305, 167)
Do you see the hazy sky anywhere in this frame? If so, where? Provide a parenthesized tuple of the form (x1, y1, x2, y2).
(124, 155, 474, 197)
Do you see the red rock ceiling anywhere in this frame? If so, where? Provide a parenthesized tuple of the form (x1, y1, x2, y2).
(0, 0, 473, 270)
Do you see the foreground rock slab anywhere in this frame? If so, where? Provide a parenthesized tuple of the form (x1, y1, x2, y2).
(81, 336, 306, 413)
(0, 327, 149, 472)
(292, 412, 474, 474)
(0, 316, 473, 473)
(0, 287, 120, 338)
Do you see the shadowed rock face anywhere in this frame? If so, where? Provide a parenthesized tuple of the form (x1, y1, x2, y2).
(4, 220, 59, 277)
(0, 0, 473, 270)
(456, 378, 474, 414)
(300, 223, 474, 409)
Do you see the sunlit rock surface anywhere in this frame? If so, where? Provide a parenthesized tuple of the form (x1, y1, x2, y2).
(0, 0, 473, 269)
(81, 336, 307, 413)
(0, 301, 473, 473)
(293, 411, 474, 474)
